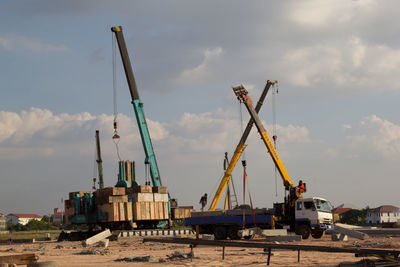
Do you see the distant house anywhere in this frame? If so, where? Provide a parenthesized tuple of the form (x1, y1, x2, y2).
(0, 213, 6, 231)
(332, 208, 352, 223)
(52, 208, 64, 226)
(366, 205, 400, 224)
(7, 213, 42, 225)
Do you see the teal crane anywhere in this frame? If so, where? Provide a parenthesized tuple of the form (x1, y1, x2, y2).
(111, 26, 163, 188)
(111, 26, 173, 226)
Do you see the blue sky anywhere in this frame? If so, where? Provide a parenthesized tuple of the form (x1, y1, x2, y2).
(1, 1, 400, 215)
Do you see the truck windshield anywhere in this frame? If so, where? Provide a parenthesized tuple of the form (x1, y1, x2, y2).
(313, 199, 332, 213)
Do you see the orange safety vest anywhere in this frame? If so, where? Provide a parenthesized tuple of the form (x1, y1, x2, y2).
(298, 184, 305, 195)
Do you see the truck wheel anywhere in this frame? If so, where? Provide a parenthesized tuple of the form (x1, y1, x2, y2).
(298, 225, 311, 240)
(213, 226, 227, 240)
(227, 227, 240, 240)
(311, 230, 324, 239)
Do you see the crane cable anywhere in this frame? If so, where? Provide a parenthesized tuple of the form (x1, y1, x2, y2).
(272, 83, 279, 197)
(112, 33, 121, 161)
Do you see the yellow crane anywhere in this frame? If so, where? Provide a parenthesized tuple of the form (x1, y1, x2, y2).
(233, 85, 295, 190)
(208, 80, 277, 211)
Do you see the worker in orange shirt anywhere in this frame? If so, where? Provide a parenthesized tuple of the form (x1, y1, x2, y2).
(297, 180, 306, 197)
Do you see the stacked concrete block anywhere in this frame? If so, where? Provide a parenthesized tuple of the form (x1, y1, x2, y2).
(96, 187, 132, 222)
(127, 186, 169, 221)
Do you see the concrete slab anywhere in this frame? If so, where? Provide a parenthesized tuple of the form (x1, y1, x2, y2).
(82, 229, 112, 247)
(238, 228, 287, 238)
(260, 229, 288, 236)
(333, 225, 368, 240)
(332, 233, 348, 241)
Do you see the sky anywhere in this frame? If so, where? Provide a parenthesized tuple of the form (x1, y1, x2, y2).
(1, 0, 400, 215)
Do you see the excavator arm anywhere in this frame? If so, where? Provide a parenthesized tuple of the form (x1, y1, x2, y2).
(208, 80, 277, 211)
(233, 85, 295, 190)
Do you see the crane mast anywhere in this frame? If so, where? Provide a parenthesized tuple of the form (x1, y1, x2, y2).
(208, 80, 276, 211)
(111, 26, 162, 187)
(95, 130, 104, 189)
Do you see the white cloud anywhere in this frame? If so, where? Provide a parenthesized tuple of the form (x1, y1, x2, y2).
(280, 44, 342, 87)
(279, 36, 400, 90)
(342, 124, 352, 129)
(0, 34, 69, 53)
(273, 124, 310, 144)
(288, 0, 376, 27)
(0, 107, 311, 159)
(174, 47, 223, 85)
(320, 148, 339, 160)
(345, 115, 400, 158)
(147, 119, 169, 141)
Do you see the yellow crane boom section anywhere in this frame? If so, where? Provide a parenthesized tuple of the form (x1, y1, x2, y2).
(233, 85, 294, 189)
(208, 143, 246, 211)
(208, 81, 276, 211)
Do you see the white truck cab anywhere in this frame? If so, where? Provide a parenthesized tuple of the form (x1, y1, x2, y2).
(294, 197, 333, 239)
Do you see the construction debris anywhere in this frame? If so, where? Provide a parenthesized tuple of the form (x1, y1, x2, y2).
(238, 228, 287, 238)
(23, 246, 45, 252)
(167, 251, 195, 261)
(77, 249, 110, 255)
(82, 229, 111, 247)
(333, 224, 368, 240)
(332, 233, 348, 241)
(96, 239, 109, 248)
(115, 255, 161, 263)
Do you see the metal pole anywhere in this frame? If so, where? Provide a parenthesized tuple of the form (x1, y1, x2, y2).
(222, 246, 225, 260)
(267, 248, 271, 265)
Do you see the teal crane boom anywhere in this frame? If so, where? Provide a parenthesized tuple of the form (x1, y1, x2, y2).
(111, 26, 162, 187)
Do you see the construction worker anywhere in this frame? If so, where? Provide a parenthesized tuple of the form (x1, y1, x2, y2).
(199, 193, 208, 211)
(297, 180, 306, 197)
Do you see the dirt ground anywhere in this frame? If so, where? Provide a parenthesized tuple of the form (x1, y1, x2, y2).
(0, 235, 399, 266)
